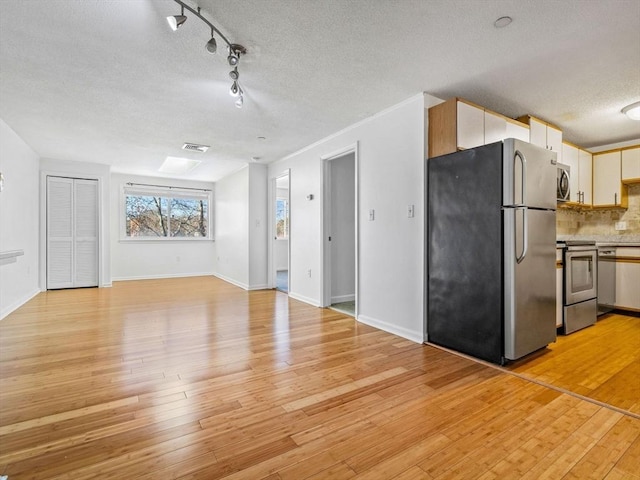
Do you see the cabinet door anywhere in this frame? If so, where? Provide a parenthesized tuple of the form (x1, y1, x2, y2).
(593, 151, 622, 206)
(615, 256, 640, 310)
(457, 101, 484, 150)
(484, 111, 507, 144)
(506, 121, 529, 143)
(547, 126, 563, 162)
(578, 149, 592, 205)
(529, 118, 547, 149)
(562, 143, 580, 203)
(556, 253, 563, 328)
(621, 147, 640, 181)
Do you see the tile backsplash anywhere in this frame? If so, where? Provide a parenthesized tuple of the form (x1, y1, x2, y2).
(557, 184, 640, 236)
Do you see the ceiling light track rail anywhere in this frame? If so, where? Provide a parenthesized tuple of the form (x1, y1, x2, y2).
(172, 0, 233, 50)
(167, 0, 247, 108)
(126, 182, 211, 193)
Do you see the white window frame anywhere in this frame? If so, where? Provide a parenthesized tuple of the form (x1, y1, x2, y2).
(120, 184, 213, 241)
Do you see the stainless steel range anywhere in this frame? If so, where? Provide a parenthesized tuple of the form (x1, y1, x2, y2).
(558, 241, 598, 334)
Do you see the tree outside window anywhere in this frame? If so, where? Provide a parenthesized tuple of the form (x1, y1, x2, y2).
(124, 188, 210, 239)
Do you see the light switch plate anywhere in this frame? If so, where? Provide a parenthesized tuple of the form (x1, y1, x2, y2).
(408, 205, 414, 218)
(369, 209, 375, 221)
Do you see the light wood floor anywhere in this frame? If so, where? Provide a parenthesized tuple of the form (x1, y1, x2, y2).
(508, 312, 640, 416)
(1, 277, 639, 479)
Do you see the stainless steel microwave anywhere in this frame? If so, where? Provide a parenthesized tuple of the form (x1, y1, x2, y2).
(557, 163, 570, 202)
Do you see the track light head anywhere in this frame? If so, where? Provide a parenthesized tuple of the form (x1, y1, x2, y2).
(227, 44, 246, 66)
(230, 81, 240, 97)
(235, 95, 244, 108)
(205, 37, 217, 54)
(167, 6, 187, 31)
(229, 67, 239, 81)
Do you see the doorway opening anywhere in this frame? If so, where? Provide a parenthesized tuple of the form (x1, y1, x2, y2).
(271, 172, 290, 293)
(322, 146, 357, 317)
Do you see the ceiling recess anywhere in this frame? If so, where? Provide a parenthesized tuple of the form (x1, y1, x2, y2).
(182, 143, 210, 153)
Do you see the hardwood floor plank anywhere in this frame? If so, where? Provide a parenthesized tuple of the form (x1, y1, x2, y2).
(1, 277, 638, 479)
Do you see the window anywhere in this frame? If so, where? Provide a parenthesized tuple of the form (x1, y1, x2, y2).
(123, 185, 211, 240)
(276, 197, 289, 239)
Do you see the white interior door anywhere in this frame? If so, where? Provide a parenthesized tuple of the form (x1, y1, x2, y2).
(47, 176, 98, 289)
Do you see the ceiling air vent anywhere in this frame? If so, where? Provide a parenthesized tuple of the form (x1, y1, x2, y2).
(182, 143, 210, 153)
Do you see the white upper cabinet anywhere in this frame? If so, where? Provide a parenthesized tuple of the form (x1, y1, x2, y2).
(621, 147, 640, 182)
(520, 116, 563, 163)
(560, 143, 592, 206)
(578, 148, 592, 205)
(484, 111, 507, 144)
(505, 120, 530, 143)
(593, 151, 623, 207)
(561, 143, 580, 203)
(457, 101, 485, 150)
(428, 98, 530, 158)
(546, 126, 563, 158)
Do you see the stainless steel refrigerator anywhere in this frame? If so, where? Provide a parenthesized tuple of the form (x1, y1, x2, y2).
(427, 138, 557, 364)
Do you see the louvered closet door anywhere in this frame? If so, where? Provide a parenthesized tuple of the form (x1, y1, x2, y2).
(74, 179, 98, 287)
(47, 177, 98, 289)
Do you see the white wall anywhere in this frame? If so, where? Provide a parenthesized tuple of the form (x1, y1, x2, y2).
(330, 153, 355, 302)
(110, 173, 215, 281)
(0, 118, 41, 319)
(269, 93, 441, 341)
(40, 158, 111, 287)
(214, 164, 269, 290)
(214, 166, 249, 288)
(248, 164, 268, 289)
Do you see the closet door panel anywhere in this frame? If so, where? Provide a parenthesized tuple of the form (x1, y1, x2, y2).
(74, 180, 99, 286)
(47, 177, 74, 289)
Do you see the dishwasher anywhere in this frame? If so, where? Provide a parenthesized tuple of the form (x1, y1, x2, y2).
(597, 247, 616, 315)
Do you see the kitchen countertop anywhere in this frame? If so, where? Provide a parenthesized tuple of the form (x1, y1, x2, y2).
(557, 235, 640, 247)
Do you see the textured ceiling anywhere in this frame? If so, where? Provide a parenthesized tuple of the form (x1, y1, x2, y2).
(1, 0, 639, 181)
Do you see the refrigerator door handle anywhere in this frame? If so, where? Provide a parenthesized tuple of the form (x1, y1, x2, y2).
(515, 206, 528, 264)
(514, 150, 527, 206)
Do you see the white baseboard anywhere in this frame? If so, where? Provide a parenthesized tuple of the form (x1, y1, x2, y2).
(248, 283, 270, 291)
(357, 314, 424, 344)
(212, 272, 249, 290)
(111, 271, 215, 282)
(331, 294, 355, 303)
(288, 291, 321, 307)
(0, 288, 41, 321)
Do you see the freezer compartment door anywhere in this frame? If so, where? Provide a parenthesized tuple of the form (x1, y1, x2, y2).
(427, 144, 504, 364)
(504, 208, 557, 360)
(503, 138, 557, 210)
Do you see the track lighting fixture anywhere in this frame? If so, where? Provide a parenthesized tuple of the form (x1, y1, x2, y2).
(230, 81, 240, 97)
(165, 1, 248, 108)
(205, 28, 217, 54)
(166, 6, 187, 31)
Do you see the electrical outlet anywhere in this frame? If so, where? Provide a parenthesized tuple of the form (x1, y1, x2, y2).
(615, 221, 627, 231)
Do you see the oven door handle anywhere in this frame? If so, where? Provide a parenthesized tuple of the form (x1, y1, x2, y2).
(515, 206, 528, 264)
